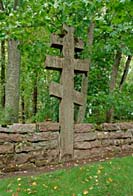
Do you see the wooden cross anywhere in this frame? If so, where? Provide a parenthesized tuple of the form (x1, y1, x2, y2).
(45, 25, 89, 159)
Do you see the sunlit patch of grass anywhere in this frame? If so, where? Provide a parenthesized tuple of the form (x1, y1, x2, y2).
(0, 156, 133, 196)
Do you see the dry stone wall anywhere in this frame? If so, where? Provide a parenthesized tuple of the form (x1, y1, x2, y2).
(74, 123, 133, 160)
(0, 122, 133, 173)
(0, 123, 60, 173)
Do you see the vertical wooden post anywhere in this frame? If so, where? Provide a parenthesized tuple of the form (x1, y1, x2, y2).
(45, 25, 89, 160)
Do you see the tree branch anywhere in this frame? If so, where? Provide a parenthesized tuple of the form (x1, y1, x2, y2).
(106, 50, 122, 122)
(109, 50, 122, 91)
(77, 21, 95, 123)
(0, 0, 4, 10)
(14, 0, 20, 10)
(119, 55, 132, 90)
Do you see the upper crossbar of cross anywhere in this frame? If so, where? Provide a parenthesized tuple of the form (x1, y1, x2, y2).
(45, 24, 89, 106)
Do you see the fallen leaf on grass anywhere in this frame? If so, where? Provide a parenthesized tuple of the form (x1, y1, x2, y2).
(32, 181, 37, 186)
(17, 178, 21, 181)
(43, 184, 48, 188)
(97, 169, 101, 174)
(99, 166, 104, 170)
(89, 186, 93, 190)
(53, 186, 58, 190)
(84, 178, 89, 182)
(72, 193, 76, 196)
(12, 192, 18, 196)
(107, 178, 113, 183)
(27, 188, 31, 193)
(16, 188, 21, 192)
(83, 190, 89, 195)
(26, 188, 37, 195)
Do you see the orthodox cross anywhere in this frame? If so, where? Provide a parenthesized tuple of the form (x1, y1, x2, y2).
(45, 25, 89, 159)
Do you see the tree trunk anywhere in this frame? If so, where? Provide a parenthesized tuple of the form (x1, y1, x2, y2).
(4, 0, 21, 124)
(119, 55, 132, 91)
(0, 0, 4, 10)
(33, 72, 38, 118)
(1, 40, 6, 108)
(21, 86, 25, 123)
(14, 0, 19, 10)
(106, 50, 122, 122)
(5, 40, 20, 123)
(77, 22, 95, 123)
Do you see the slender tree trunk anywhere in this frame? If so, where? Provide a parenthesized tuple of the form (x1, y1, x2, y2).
(21, 86, 25, 123)
(21, 96, 25, 123)
(14, 0, 19, 10)
(5, 40, 20, 123)
(32, 72, 38, 118)
(119, 55, 132, 91)
(77, 22, 95, 123)
(0, 0, 5, 109)
(0, 0, 4, 10)
(1, 40, 6, 108)
(106, 50, 122, 122)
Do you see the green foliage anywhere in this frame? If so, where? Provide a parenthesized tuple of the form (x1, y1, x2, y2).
(0, 0, 132, 123)
(0, 107, 5, 124)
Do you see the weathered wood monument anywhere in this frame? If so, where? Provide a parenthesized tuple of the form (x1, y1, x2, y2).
(45, 25, 89, 159)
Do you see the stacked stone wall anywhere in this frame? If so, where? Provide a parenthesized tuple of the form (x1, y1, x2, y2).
(74, 123, 133, 160)
(0, 123, 60, 173)
(0, 122, 133, 173)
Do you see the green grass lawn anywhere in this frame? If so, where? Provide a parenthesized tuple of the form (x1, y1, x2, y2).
(0, 156, 133, 196)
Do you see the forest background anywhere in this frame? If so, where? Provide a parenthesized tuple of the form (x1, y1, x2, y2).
(0, 0, 133, 125)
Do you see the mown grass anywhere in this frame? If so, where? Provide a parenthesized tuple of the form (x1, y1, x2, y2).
(0, 156, 133, 196)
